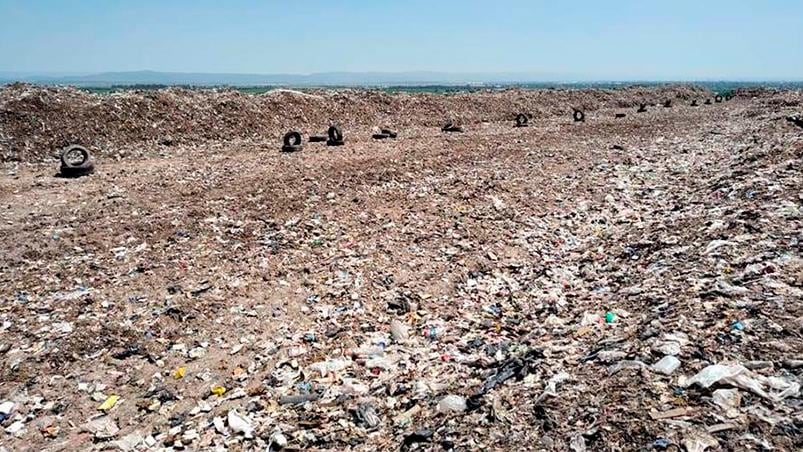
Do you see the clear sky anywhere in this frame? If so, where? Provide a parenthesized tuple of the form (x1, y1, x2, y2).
(1, 0, 801, 80)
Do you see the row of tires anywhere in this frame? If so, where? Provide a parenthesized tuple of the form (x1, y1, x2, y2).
(57, 95, 735, 176)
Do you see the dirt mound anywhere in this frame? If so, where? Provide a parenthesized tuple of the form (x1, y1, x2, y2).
(0, 84, 708, 162)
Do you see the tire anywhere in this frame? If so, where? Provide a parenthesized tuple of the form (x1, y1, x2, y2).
(441, 121, 463, 132)
(372, 133, 391, 140)
(663, 100, 672, 108)
(637, 104, 647, 113)
(515, 113, 528, 127)
(381, 128, 398, 138)
(704, 99, 712, 105)
(326, 139, 345, 146)
(615, 113, 626, 118)
(283, 131, 302, 147)
(573, 109, 585, 122)
(59, 145, 94, 178)
(691, 100, 699, 107)
(309, 134, 327, 142)
(328, 125, 344, 142)
(715, 95, 723, 103)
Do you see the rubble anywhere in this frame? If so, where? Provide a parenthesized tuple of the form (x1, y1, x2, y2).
(0, 85, 801, 450)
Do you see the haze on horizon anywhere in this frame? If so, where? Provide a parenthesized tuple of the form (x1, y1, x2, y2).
(1, 0, 801, 82)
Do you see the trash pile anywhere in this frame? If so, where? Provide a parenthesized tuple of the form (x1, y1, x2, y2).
(0, 83, 708, 163)
(0, 87, 801, 451)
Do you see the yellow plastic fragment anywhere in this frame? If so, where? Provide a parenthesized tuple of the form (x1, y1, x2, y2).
(173, 367, 186, 379)
(98, 395, 120, 411)
(211, 385, 226, 397)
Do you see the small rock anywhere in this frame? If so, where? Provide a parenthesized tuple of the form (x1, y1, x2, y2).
(651, 356, 681, 375)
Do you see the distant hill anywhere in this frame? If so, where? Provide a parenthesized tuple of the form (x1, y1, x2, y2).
(0, 70, 573, 87)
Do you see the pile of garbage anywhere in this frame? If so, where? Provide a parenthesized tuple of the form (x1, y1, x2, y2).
(0, 86, 801, 450)
(0, 83, 709, 163)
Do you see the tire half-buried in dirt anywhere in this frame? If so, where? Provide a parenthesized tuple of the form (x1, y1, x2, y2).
(573, 109, 585, 122)
(380, 128, 398, 138)
(281, 131, 303, 153)
(327, 125, 345, 146)
(515, 113, 529, 127)
(59, 145, 95, 178)
(441, 121, 464, 133)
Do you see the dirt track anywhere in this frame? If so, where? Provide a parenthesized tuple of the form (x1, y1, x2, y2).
(0, 88, 802, 451)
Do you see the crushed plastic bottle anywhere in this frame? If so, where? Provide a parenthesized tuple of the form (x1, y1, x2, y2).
(437, 395, 468, 414)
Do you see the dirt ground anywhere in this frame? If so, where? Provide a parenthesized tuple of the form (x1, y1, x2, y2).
(0, 87, 801, 451)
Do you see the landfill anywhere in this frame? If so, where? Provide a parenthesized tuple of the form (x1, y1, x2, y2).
(0, 84, 801, 450)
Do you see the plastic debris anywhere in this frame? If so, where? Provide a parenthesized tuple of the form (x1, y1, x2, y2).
(227, 409, 254, 439)
(712, 389, 742, 418)
(210, 385, 226, 397)
(97, 395, 120, 411)
(680, 363, 801, 402)
(437, 395, 468, 414)
(82, 415, 120, 439)
(1, 85, 801, 450)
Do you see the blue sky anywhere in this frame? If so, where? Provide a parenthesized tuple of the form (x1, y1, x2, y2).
(1, 0, 801, 80)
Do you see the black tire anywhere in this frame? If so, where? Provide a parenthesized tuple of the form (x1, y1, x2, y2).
(637, 104, 647, 113)
(715, 95, 723, 103)
(691, 100, 699, 107)
(515, 113, 528, 127)
(663, 100, 672, 108)
(61, 145, 90, 167)
(704, 98, 712, 105)
(573, 109, 585, 122)
(615, 113, 626, 118)
(787, 116, 803, 129)
(328, 125, 344, 142)
(381, 128, 398, 138)
(326, 139, 345, 146)
(59, 145, 94, 178)
(309, 134, 327, 142)
(372, 133, 390, 140)
(283, 131, 302, 147)
(441, 121, 463, 132)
